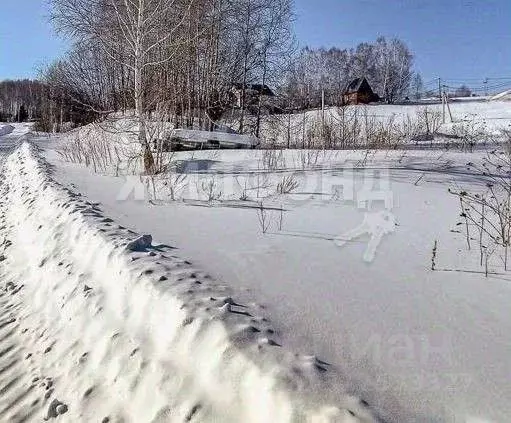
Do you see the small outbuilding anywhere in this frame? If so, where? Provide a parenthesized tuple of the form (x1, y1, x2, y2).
(343, 77, 379, 105)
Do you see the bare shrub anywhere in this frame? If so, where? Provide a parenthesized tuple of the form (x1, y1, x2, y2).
(331, 105, 362, 148)
(56, 120, 141, 175)
(234, 176, 251, 201)
(366, 115, 407, 149)
(450, 143, 511, 272)
(235, 174, 273, 200)
(260, 148, 285, 171)
(56, 124, 113, 173)
(259, 105, 441, 150)
(416, 106, 442, 135)
(292, 149, 324, 169)
(355, 149, 375, 168)
(451, 115, 488, 152)
(198, 177, 222, 202)
(256, 202, 271, 234)
(163, 173, 188, 201)
(276, 174, 299, 194)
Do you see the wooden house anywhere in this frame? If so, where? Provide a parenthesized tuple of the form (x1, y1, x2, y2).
(343, 77, 379, 105)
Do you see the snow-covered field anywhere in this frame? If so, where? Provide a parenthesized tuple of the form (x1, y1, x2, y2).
(0, 126, 375, 422)
(1, 103, 511, 423)
(47, 145, 511, 423)
(360, 99, 511, 127)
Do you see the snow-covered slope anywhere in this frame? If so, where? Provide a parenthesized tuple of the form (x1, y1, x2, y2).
(490, 89, 511, 101)
(0, 140, 375, 421)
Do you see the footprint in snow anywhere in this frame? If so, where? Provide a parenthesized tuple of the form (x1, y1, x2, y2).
(44, 398, 68, 420)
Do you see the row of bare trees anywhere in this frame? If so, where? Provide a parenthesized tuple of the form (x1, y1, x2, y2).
(0, 79, 98, 131)
(281, 37, 415, 108)
(47, 0, 294, 171)
(32, 1, 421, 173)
(0, 80, 43, 122)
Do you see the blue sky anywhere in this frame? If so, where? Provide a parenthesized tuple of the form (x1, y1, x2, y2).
(294, 0, 511, 88)
(1, 0, 510, 87)
(0, 0, 67, 80)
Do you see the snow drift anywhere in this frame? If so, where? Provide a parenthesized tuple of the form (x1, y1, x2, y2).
(0, 140, 376, 422)
(0, 124, 14, 137)
(490, 89, 511, 101)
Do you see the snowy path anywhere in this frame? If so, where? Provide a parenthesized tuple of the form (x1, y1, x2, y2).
(0, 130, 375, 421)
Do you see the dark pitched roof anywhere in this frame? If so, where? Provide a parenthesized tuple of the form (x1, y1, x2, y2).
(344, 77, 372, 94)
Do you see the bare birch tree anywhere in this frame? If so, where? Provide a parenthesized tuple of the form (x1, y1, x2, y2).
(50, 0, 194, 172)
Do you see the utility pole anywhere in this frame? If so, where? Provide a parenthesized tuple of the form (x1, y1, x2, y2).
(484, 78, 488, 96)
(442, 91, 446, 124)
(442, 88, 453, 123)
(446, 96, 453, 122)
(438, 77, 442, 99)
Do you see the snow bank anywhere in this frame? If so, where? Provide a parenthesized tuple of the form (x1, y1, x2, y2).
(490, 89, 511, 101)
(0, 141, 376, 421)
(0, 124, 14, 137)
(172, 128, 259, 148)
